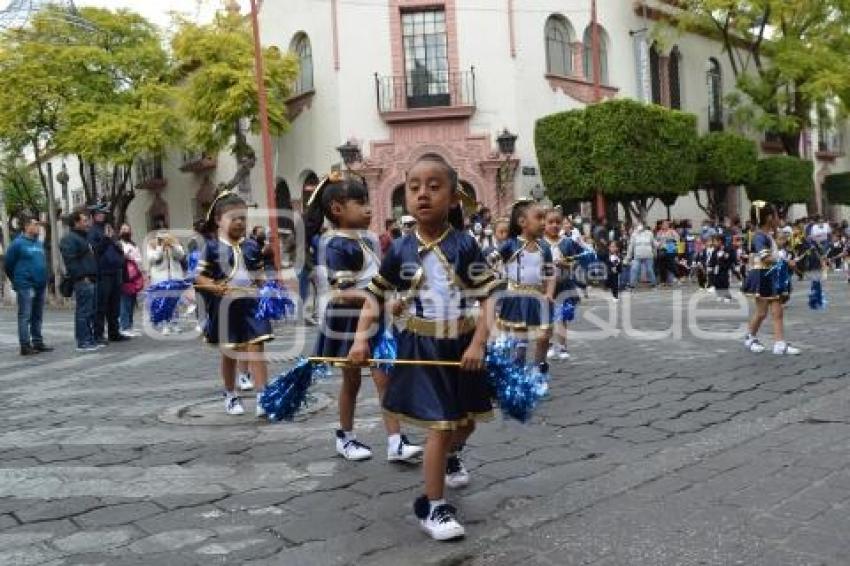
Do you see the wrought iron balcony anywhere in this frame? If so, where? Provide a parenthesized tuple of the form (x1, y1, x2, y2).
(136, 156, 166, 190)
(375, 67, 476, 122)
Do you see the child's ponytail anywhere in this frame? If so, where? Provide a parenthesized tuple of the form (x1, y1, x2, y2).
(304, 172, 370, 244)
(508, 198, 535, 238)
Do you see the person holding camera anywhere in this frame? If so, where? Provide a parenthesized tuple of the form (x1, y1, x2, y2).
(147, 232, 186, 334)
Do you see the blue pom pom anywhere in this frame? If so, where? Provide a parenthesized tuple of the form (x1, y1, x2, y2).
(576, 250, 598, 271)
(146, 279, 191, 324)
(260, 359, 331, 422)
(558, 300, 577, 322)
(254, 281, 296, 321)
(808, 280, 826, 311)
(485, 338, 549, 423)
(372, 327, 397, 373)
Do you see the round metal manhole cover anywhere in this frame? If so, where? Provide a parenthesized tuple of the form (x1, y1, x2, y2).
(159, 392, 333, 426)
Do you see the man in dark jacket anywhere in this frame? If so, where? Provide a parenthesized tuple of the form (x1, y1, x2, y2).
(87, 205, 129, 344)
(60, 209, 99, 353)
(4, 216, 52, 355)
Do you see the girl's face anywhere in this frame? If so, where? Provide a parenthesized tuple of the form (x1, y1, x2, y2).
(519, 204, 546, 239)
(332, 198, 372, 230)
(494, 222, 509, 242)
(608, 242, 618, 254)
(545, 213, 562, 239)
(405, 161, 457, 227)
(218, 204, 247, 241)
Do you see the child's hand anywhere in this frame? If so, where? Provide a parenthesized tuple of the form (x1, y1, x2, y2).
(347, 340, 370, 367)
(460, 342, 486, 372)
(387, 298, 406, 317)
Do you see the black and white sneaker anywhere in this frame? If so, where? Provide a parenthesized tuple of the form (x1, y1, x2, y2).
(335, 430, 372, 461)
(414, 495, 465, 541)
(445, 454, 470, 488)
(387, 434, 424, 463)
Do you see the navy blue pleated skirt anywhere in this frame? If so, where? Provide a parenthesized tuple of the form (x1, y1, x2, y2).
(202, 293, 273, 348)
(498, 294, 553, 330)
(313, 303, 384, 362)
(383, 329, 494, 430)
(742, 269, 788, 301)
(554, 277, 580, 305)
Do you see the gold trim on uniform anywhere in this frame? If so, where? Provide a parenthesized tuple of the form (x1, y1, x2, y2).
(497, 319, 552, 331)
(507, 281, 546, 294)
(204, 333, 275, 350)
(404, 316, 476, 339)
(383, 409, 494, 431)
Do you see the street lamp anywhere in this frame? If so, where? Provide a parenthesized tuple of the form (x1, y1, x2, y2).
(496, 129, 518, 216)
(336, 140, 362, 170)
(56, 163, 70, 213)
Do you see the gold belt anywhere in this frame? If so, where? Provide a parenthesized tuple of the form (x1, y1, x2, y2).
(404, 316, 476, 338)
(507, 281, 545, 294)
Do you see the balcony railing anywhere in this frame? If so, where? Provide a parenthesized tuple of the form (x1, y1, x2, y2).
(136, 156, 166, 190)
(817, 129, 844, 155)
(375, 68, 476, 119)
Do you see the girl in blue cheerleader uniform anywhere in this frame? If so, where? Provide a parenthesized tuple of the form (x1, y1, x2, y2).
(348, 153, 504, 542)
(194, 192, 273, 416)
(497, 199, 556, 367)
(742, 202, 800, 356)
(305, 172, 423, 464)
(543, 207, 579, 361)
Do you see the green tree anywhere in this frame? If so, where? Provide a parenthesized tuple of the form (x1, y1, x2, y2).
(695, 132, 758, 222)
(677, 0, 850, 157)
(746, 156, 814, 217)
(823, 172, 850, 206)
(0, 7, 178, 226)
(536, 99, 699, 222)
(171, 11, 298, 192)
(0, 157, 43, 221)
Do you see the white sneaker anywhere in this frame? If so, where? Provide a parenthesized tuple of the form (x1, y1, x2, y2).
(746, 338, 766, 353)
(161, 326, 172, 336)
(419, 502, 465, 541)
(546, 346, 557, 360)
(387, 435, 423, 463)
(255, 393, 266, 417)
(445, 454, 470, 488)
(75, 344, 100, 353)
(224, 395, 245, 415)
(335, 431, 372, 461)
(237, 372, 254, 392)
(773, 342, 801, 356)
(558, 348, 571, 361)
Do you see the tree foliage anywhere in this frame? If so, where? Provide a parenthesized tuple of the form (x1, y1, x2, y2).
(0, 157, 43, 219)
(536, 99, 699, 220)
(746, 156, 813, 215)
(824, 172, 850, 205)
(171, 12, 299, 191)
(695, 131, 758, 221)
(0, 7, 178, 224)
(676, 0, 850, 156)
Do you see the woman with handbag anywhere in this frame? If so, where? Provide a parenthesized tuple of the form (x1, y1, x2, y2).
(119, 224, 144, 337)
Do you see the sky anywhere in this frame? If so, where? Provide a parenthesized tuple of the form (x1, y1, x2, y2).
(74, 0, 239, 30)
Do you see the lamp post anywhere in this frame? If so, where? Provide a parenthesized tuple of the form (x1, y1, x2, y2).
(496, 128, 518, 216)
(336, 140, 362, 171)
(56, 163, 70, 213)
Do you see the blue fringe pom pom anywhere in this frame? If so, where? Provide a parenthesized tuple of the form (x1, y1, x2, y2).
(146, 279, 191, 325)
(808, 280, 826, 311)
(254, 281, 296, 321)
(260, 359, 331, 422)
(372, 327, 397, 373)
(558, 300, 577, 323)
(485, 338, 549, 423)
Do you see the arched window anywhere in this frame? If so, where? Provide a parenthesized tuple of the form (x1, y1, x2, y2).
(545, 15, 573, 76)
(291, 33, 313, 94)
(582, 25, 609, 85)
(649, 43, 661, 105)
(669, 47, 682, 109)
(391, 184, 406, 219)
(707, 58, 723, 130)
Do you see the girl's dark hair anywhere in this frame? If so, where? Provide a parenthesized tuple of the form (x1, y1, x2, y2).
(750, 203, 777, 228)
(204, 192, 246, 233)
(408, 153, 465, 230)
(304, 175, 369, 241)
(508, 200, 535, 238)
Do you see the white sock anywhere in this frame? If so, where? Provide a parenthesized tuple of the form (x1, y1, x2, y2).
(775, 341, 786, 349)
(225, 390, 237, 399)
(429, 499, 446, 514)
(388, 433, 401, 450)
(341, 430, 355, 442)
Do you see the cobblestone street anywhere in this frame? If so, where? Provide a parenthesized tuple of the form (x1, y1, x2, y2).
(1, 281, 849, 565)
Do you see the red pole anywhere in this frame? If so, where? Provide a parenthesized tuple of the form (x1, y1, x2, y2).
(591, 0, 605, 223)
(249, 0, 280, 271)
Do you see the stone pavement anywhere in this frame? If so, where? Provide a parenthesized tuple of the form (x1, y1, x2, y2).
(0, 279, 849, 566)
